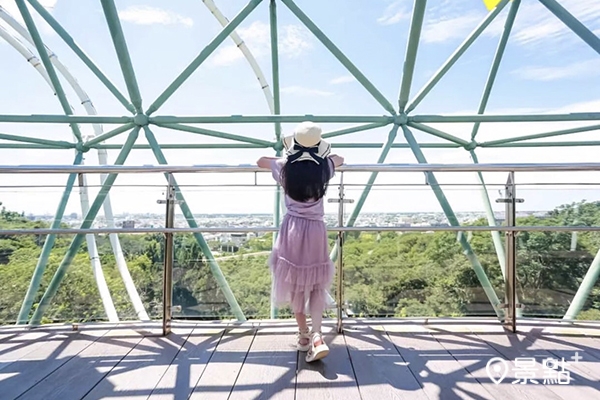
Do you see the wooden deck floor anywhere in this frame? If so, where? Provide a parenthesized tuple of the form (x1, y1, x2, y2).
(1, 318, 600, 400)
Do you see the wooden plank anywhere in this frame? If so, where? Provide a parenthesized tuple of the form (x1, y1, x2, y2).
(520, 332, 600, 391)
(518, 324, 600, 361)
(17, 328, 144, 400)
(386, 327, 496, 400)
(189, 327, 257, 400)
(0, 330, 53, 371)
(477, 331, 600, 400)
(0, 326, 112, 399)
(344, 326, 428, 400)
(148, 326, 224, 400)
(432, 328, 563, 400)
(229, 326, 297, 400)
(295, 326, 361, 400)
(82, 326, 194, 400)
(0, 330, 24, 343)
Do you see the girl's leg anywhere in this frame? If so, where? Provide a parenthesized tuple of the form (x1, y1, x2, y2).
(305, 289, 329, 362)
(309, 290, 325, 346)
(295, 312, 308, 332)
(293, 292, 310, 349)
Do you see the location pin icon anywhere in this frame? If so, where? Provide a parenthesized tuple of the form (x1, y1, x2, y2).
(486, 357, 508, 384)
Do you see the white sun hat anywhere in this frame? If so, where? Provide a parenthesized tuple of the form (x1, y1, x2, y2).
(282, 121, 331, 164)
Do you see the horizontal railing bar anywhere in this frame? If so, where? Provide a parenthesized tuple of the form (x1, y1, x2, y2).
(3, 225, 600, 236)
(150, 115, 394, 124)
(2, 182, 600, 190)
(3, 163, 600, 174)
(0, 115, 133, 124)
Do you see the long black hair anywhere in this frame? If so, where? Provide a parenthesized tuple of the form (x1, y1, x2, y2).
(280, 158, 331, 202)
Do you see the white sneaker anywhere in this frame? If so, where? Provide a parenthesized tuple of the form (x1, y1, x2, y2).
(296, 329, 311, 352)
(305, 331, 329, 362)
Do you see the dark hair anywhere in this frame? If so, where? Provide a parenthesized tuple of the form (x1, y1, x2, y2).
(281, 158, 331, 202)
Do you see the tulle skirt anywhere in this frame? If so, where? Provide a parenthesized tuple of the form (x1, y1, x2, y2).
(269, 214, 335, 314)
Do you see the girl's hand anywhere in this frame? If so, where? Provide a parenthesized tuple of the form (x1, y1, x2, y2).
(329, 154, 344, 167)
(257, 156, 280, 168)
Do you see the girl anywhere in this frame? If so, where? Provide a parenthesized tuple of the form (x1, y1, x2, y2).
(257, 121, 344, 363)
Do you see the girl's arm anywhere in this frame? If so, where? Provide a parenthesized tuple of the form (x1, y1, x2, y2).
(329, 154, 344, 168)
(257, 156, 280, 169)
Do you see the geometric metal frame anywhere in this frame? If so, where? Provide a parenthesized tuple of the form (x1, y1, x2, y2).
(1, 0, 600, 324)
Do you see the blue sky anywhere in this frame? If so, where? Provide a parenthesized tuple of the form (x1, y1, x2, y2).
(1, 0, 600, 217)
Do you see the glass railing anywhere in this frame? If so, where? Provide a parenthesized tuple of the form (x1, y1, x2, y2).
(1, 163, 600, 333)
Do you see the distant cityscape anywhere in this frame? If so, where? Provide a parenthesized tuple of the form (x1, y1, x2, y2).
(26, 211, 550, 248)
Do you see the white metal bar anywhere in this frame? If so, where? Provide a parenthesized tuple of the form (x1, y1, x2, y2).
(3, 163, 600, 174)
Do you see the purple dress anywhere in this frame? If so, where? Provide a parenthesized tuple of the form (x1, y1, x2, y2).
(269, 157, 336, 314)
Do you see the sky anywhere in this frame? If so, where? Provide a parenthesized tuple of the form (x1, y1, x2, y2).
(1, 0, 600, 218)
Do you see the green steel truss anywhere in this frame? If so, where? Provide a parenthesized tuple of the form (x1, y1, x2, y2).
(0, 0, 599, 324)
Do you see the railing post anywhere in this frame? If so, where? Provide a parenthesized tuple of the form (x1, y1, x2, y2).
(502, 172, 522, 332)
(159, 173, 176, 336)
(329, 171, 353, 333)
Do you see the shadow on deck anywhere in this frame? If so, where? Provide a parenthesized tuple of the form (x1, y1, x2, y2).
(1, 318, 600, 400)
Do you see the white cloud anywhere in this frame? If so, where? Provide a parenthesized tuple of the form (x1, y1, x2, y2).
(0, 0, 58, 36)
(0, 0, 57, 17)
(211, 44, 244, 66)
(281, 86, 333, 97)
(330, 75, 355, 85)
(279, 25, 313, 58)
(118, 5, 193, 27)
(422, 12, 483, 44)
(513, 59, 600, 81)
(377, 0, 410, 26)
(211, 21, 313, 67)
(410, 0, 600, 49)
(509, 0, 600, 49)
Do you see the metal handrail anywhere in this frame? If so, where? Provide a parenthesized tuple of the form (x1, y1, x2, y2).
(3, 162, 600, 331)
(2, 162, 600, 174)
(2, 225, 600, 236)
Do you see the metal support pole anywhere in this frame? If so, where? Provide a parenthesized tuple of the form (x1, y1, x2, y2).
(150, 115, 393, 124)
(337, 182, 344, 334)
(77, 164, 119, 323)
(398, 0, 427, 113)
(0, 133, 74, 148)
(500, 172, 522, 332)
(153, 123, 274, 147)
(147, 0, 263, 115)
(322, 122, 391, 139)
(15, 0, 83, 143)
(405, 0, 509, 113)
(270, 0, 282, 319)
(25, 0, 136, 113)
(143, 127, 246, 321)
(281, 0, 396, 115)
(202, 0, 275, 112)
(471, 150, 525, 319)
(407, 122, 470, 146)
(328, 172, 353, 333)
(409, 113, 600, 124)
(330, 125, 399, 262)
(16, 151, 83, 324)
(565, 249, 600, 320)
(84, 123, 136, 147)
(470, 0, 520, 140)
(29, 127, 140, 325)
(100, 0, 143, 112)
(480, 124, 600, 147)
(402, 125, 504, 318)
(538, 0, 600, 56)
(160, 174, 176, 336)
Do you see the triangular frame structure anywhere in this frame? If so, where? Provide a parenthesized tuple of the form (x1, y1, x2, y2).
(0, 0, 599, 324)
